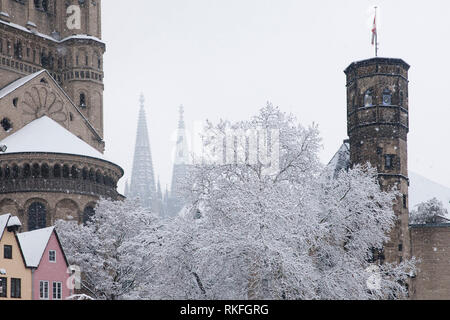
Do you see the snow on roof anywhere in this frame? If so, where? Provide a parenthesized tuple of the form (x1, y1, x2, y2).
(409, 171, 450, 216)
(326, 142, 350, 178)
(0, 116, 104, 159)
(7, 216, 21, 228)
(0, 214, 11, 240)
(0, 19, 104, 45)
(17, 227, 54, 268)
(0, 70, 46, 99)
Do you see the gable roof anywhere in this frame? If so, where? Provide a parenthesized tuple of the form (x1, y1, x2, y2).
(0, 213, 11, 241)
(17, 226, 54, 268)
(0, 70, 103, 142)
(326, 141, 350, 178)
(0, 70, 46, 99)
(0, 116, 105, 159)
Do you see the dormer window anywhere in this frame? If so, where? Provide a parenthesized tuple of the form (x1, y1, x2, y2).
(364, 89, 373, 107)
(382, 89, 392, 105)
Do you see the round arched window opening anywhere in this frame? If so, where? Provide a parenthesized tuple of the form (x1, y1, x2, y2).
(23, 164, 31, 178)
(71, 166, 79, 179)
(12, 165, 19, 179)
(63, 165, 70, 178)
(53, 164, 61, 178)
(28, 202, 47, 231)
(32, 163, 40, 178)
(41, 164, 50, 179)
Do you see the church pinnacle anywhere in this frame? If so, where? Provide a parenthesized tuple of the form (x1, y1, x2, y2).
(128, 94, 156, 210)
(167, 105, 191, 217)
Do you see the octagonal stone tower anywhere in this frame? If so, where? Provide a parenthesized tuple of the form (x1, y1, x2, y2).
(344, 57, 410, 264)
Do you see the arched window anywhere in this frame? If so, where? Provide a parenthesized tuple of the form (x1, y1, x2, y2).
(95, 170, 103, 184)
(41, 164, 50, 179)
(32, 163, 40, 178)
(83, 206, 95, 225)
(364, 89, 373, 107)
(28, 202, 46, 231)
(82, 167, 88, 180)
(4, 166, 10, 179)
(89, 169, 95, 181)
(23, 164, 31, 178)
(53, 164, 61, 178)
(12, 165, 19, 179)
(63, 165, 70, 178)
(80, 93, 86, 108)
(71, 166, 79, 179)
(382, 89, 392, 106)
(41, 0, 48, 12)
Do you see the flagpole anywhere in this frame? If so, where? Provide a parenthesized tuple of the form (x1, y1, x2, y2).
(374, 6, 378, 57)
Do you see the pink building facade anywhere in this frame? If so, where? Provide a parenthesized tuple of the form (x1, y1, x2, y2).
(18, 227, 72, 300)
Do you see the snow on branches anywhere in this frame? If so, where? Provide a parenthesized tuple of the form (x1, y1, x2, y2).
(410, 197, 449, 225)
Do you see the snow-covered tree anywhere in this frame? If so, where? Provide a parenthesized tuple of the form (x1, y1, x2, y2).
(410, 197, 449, 225)
(56, 198, 163, 300)
(166, 103, 415, 300)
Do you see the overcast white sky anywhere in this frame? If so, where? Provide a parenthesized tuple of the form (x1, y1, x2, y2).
(101, 0, 450, 193)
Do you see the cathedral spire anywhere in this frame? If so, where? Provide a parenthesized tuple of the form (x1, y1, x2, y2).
(168, 105, 191, 217)
(128, 94, 156, 210)
(174, 105, 189, 165)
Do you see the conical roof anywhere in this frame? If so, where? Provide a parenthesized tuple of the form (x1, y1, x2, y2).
(0, 116, 104, 159)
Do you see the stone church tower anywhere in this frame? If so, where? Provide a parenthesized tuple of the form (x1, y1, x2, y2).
(0, 0, 123, 231)
(344, 57, 411, 264)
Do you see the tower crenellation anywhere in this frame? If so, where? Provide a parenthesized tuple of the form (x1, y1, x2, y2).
(344, 57, 410, 264)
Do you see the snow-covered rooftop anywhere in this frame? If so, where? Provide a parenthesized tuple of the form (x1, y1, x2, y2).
(0, 214, 11, 240)
(17, 226, 54, 268)
(0, 116, 104, 159)
(6, 216, 21, 228)
(0, 19, 104, 45)
(326, 142, 350, 178)
(0, 70, 46, 99)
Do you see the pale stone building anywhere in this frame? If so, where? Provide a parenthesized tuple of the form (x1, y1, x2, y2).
(0, 0, 123, 231)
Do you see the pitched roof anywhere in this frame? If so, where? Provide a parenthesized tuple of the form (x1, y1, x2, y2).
(0, 116, 105, 159)
(0, 214, 11, 241)
(0, 70, 46, 99)
(7, 216, 21, 228)
(326, 141, 350, 178)
(0, 70, 103, 142)
(16, 227, 55, 268)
